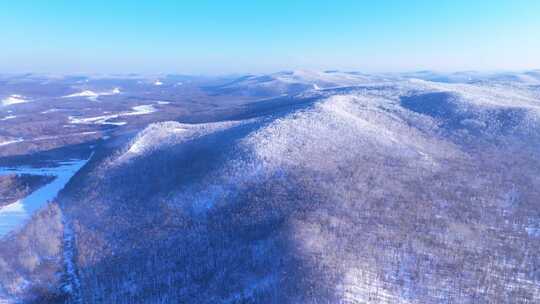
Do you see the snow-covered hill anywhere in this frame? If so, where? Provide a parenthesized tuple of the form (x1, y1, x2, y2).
(0, 72, 539, 303)
(205, 70, 389, 97)
(398, 70, 540, 84)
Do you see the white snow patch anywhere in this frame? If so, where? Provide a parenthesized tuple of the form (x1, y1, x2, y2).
(0, 115, 16, 121)
(68, 114, 124, 126)
(126, 104, 156, 116)
(0, 200, 25, 213)
(41, 108, 60, 114)
(63, 87, 121, 101)
(68, 104, 156, 126)
(0, 138, 24, 147)
(337, 267, 413, 304)
(154, 80, 163, 86)
(1, 95, 28, 106)
(65, 90, 98, 98)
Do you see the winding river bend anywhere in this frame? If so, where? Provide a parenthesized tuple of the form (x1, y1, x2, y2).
(0, 156, 91, 237)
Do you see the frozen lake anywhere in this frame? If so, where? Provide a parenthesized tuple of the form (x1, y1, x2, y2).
(0, 157, 91, 237)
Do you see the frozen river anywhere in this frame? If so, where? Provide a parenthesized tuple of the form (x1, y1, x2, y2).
(0, 157, 91, 237)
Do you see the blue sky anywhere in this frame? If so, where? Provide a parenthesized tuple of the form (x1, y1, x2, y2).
(1, 1, 539, 74)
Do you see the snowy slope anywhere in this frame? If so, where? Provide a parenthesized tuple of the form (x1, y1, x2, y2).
(399, 70, 540, 84)
(49, 78, 539, 303)
(1, 73, 540, 303)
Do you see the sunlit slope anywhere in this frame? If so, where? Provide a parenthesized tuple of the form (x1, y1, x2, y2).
(57, 81, 540, 303)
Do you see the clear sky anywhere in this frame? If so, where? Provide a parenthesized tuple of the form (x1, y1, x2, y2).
(1, 0, 539, 74)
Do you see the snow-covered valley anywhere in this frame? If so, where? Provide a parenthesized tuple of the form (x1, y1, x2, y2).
(0, 157, 91, 237)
